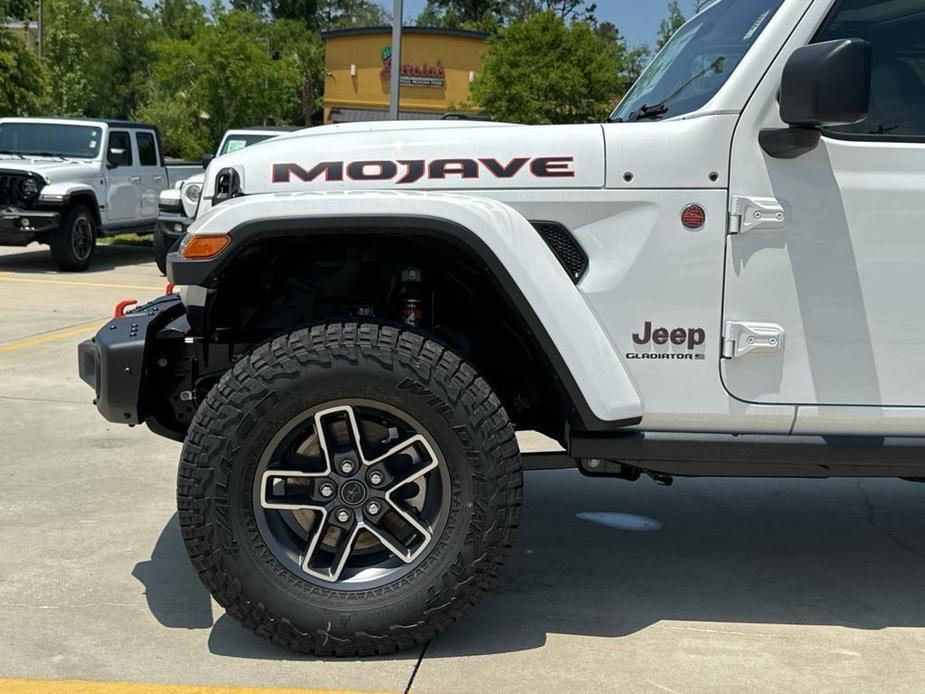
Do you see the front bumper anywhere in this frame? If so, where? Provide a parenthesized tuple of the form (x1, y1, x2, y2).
(0, 208, 60, 243)
(78, 293, 185, 425)
(157, 212, 193, 240)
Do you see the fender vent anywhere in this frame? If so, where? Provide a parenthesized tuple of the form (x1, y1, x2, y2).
(531, 221, 588, 282)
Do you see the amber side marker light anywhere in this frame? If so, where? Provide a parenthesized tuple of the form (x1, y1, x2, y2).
(681, 204, 706, 230)
(182, 234, 231, 259)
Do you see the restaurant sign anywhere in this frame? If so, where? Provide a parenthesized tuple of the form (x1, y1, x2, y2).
(380, 46, 446, 88)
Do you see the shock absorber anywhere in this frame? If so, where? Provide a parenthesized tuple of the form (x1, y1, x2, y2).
(398, 267, 424, 327)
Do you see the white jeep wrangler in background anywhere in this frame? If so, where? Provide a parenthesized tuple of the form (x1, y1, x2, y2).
(154, 126, 298, 274)
(79, 0, 925, 656)
(0, 118, 191, 270)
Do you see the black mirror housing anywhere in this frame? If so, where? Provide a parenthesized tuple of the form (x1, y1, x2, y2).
(780, 38, 872, 128)
(201, 152, 215, 169)
(107, 148, 128, 168)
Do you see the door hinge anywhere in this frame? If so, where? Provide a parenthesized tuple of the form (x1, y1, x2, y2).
(722, 321, 785, 359)
(728, 196, 787, 235)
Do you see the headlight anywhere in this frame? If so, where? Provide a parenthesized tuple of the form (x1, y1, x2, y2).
(20, 177, 39, 200)
(183, 183, 202, 203)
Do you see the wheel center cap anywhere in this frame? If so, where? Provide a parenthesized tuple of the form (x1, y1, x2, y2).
(340, 480, 367, 506)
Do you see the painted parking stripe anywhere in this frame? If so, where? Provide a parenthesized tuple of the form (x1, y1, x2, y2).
(0, 679, 399, 694)
(0, 320, 104, 353)
(0, 272, 161, 291)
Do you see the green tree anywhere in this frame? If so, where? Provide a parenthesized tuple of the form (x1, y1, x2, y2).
(1, 0, 36, 19)
(471, 11, 637, 124)
(154, 0, 207, 39)
(656, 0, 705, 51)
(42, 0, 96, 115)
(315, 0, 388, 30)
(414, 4, 499, 33)
(42, 0, 158, 118)
(272, 0, 318, 25)
(136, 10, 315, 158)
(418, 0, 594, 26)
(92, 0, 160, 117)
(0, 30, 46, 115)
(424, 0, 509, 24)
(543, 0, 595, 22)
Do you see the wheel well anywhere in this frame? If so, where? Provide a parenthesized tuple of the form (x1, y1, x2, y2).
(67, 192, 101, 227)
(201, 232, 571, 441)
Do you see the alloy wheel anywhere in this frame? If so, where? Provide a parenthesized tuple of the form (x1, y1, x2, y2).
(253, 401, 451, 589)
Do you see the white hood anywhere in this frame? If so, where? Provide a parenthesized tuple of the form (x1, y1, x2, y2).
(0, 156, 98, 183)
(199, 120, 604, 212)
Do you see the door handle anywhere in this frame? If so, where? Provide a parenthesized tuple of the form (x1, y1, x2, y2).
(130, 176, 141, 183)
(153, 175, 163, 182)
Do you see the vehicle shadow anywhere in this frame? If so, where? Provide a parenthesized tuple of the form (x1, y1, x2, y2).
(0, 242, 154, 275)
(132, 512, 419, 662)
(132, 513, 213, 630)
(135, 472, 925, 660)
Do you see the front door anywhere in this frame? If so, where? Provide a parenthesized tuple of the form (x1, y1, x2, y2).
(104, 129, 139, 224)
(723, 0, 925, 408)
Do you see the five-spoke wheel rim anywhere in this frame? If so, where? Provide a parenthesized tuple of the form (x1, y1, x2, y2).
(72, 216, 94, 260)
(253, 400, 451, 589)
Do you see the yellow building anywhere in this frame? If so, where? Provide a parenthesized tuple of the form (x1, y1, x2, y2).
(322, 27, 488, 123)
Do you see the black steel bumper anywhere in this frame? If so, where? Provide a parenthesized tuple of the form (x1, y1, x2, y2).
(78, 293, 185, 425)
(0, 208, 60, 244)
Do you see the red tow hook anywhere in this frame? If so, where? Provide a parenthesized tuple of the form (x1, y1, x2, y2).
(165, 283, 175, 295)
(114, 299, 138, 318)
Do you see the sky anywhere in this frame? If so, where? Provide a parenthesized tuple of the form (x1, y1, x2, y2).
(378, 0, 702, 48)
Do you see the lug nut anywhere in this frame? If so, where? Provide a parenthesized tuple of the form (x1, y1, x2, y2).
(340, 460, 356, 475)
(368, 471, 384, 486)
(336, 508, 352, 523)
(366, 500, 381, 516)
(319, 482, 335, 498)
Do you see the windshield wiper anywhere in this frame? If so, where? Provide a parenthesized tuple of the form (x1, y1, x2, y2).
(629, 56, 728, 123)
(0, 149, 24, 159)
(629, 103, 670, 122)
(29, 151, 66, 160)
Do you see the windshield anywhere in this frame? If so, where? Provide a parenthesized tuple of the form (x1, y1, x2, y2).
(218, 133, 275, 155)
(610, 0, 785, 122)
(0, 122, 103, 158)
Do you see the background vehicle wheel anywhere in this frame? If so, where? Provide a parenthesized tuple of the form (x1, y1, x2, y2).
(50, 204, 96, 272)
(152, 227, 174, 275)
(178, 321, 523, 656)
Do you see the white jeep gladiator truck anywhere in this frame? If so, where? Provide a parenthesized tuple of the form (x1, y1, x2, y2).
(78, 0, 925, 656)
(0, 118, 187, 271)
(154, 127, 299, 273)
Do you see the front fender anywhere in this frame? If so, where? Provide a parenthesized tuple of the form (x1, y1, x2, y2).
(169, 191, 643, 428)
(39, 181, 98, 206)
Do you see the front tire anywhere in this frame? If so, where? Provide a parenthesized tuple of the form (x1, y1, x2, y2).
(50, 204, 96, 272)
(178, 322, 522, 656)
(152, 226, 174, 275)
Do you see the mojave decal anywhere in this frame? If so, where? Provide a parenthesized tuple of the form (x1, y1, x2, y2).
(271, 156, 576, 185)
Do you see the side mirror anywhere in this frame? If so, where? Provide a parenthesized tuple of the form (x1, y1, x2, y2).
(107, 148, 129, 168)
(761, 38, 872, 159)
(201, 152, 215, 170)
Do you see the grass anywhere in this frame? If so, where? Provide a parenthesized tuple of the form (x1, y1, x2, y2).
(98, 232, 153, 248)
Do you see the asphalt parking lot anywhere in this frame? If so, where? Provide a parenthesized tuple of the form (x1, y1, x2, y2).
(3, 243, 925, 694)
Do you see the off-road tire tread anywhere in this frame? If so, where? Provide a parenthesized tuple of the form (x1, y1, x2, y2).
(177, 321, 522, 656)
(153, 227, 169, 275)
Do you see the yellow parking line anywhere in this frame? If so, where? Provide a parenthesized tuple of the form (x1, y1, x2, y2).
(0, 679, 398, 694)
(0, 320, 105, 353)
(0, 272, 161, 292)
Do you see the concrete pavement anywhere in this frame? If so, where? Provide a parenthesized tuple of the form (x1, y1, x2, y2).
(2, 244, 925, 694)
